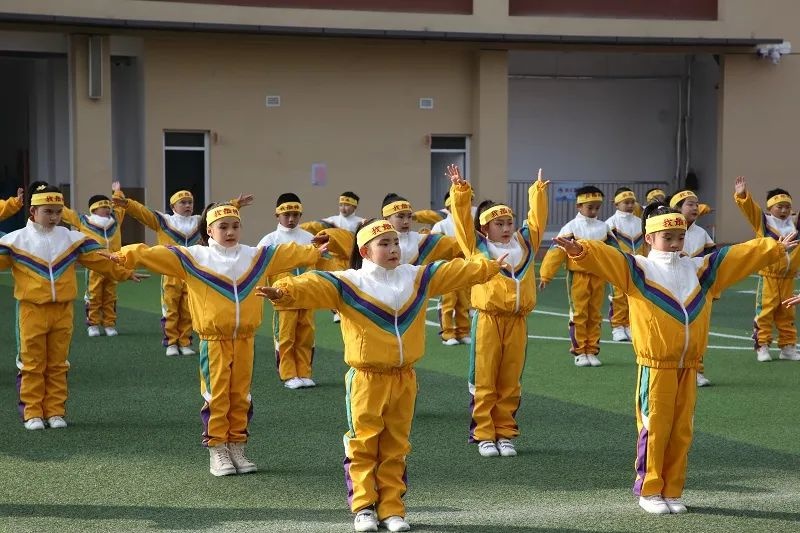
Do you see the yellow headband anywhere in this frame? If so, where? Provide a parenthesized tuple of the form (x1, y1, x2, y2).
(31, 192, 64, 206)
(669, 190, 697, 208)
(614, 191, 636, 204)
(339, 196, 358, 207)
(767, 194, 792, 209)
(275, 201, 303, 215)
(170, 190, 193, 205)
(206, 205, 240, 225)
(382, 200, 412, 217)
(646, 189, 666, 203)
(576, 192, 604, 204)
(89, 199, 112, 212)
(645, 213, 687, 235)
(479, 204, 514, 226)
(356, 220, 398, 248)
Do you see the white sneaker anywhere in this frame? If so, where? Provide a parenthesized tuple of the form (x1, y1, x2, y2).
(353, 508, 378, 532)
(497, 438, 517, 457)
(478, 440, 499, 457)
(332, 312, 341, 323)
(779, 345, 800, 361)
(380, 516, 410, 532)
(574, 355, 591, 367)
(756, 345, 772, 362)
(87, 326, 101, 337)
(227, 442, 257, 474)
(46, 416, 67, 429)
(209, 445, 237, 476)
(612, 326, 628, 342)
(300, 377, 316, 388)
(638, 495, 671, 514)
(165, 344, 180, 357)
(458, 336, 472, 345)
(664, 497, 688, 514)
(587, 355, 603, 367)
(284, 377, 304, 389)
(696, 373, 711, 387)
(624, 326, 633, 342)
(24, 417, 45, 431)
(442, 338, 460, 346)
(104, 327, 118, 337)
(179, 346, 196, 356)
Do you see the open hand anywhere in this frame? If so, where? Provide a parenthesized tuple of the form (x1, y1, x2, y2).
(554, 236, 583, 256)
(734, 176, 747, 197)
(538, 280, 548, 291)
(446, 164, 467, 186)
(15, 188, 24, 203)
(112, 181, 121, 194)
(535, 168, 550, 187)
(783, 293, 800, 308)
(255, 286, 283, 300)
(494, 252, 510, 269)
(777, 231, 799, 251)
(312, 234, 330, 246)
(236, 193, 255, 207)
(129, 272, 144, 282)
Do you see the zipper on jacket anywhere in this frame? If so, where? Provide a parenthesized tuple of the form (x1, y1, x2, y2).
(511, 267, 520, 314)
(387, 270, 404, 365)
(671, 253, 690, 368)
(231, 254, 241, 339)
(46, 233, 56, 302)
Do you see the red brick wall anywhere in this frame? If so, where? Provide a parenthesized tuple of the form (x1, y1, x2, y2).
(509, 0, 717, 20)
(146, 0, 473, 14)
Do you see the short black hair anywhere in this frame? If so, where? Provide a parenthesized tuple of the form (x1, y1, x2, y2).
(341, 191, 359, 203)
(350, 218, 378, 269)
(614, 186, 633, 196)
(767, 188, 791, 201)
(645, 187, 665, 197)
(382, 193, 407, 208)
(88, 194, 110, 209)
(276, 193, 301, 206)
(474, 199, 501, 234)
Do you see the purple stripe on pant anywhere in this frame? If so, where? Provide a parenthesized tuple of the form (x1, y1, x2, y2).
(200, 402, 211, 447)
(568, 321, 579, 354)
(468, 391, 478, 443)
(16, 372, 24, 421)
(632, 426, 648, 496)
(343, 455, 355, 506)
(160, 316, 169, 347)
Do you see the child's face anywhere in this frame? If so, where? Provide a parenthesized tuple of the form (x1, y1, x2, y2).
(277, 211, 301, 229)
(386, 211, 412, 233)
(172, 199, 194, 216)
(31, 205, 63, 229)
(362, 234, 400, 269)
(617, 199, 636, 213)
(207, 217, 241, 247)
(577, 201, 602, 218)
(646, 229, 686, 252)
(92, 207, 112, 217)
(339, 203, 356, 217)
(481, 216, 514, 244)
(769, 201, 792, 220)
(680, 199, 699, 223)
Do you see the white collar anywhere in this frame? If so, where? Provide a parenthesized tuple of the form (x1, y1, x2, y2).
(208, 238, 240, 255)
(361, 258, 396, 276)
(615, 210, 636, 218)
(576, 212, 600, 223)
(647, 249, 684, 264)
(277, 224, 298, 233)
(27, 219, 54, 234)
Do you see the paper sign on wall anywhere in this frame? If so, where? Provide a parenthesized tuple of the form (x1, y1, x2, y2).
(553, 181, 583, 202)
(311, 163, 327, 187)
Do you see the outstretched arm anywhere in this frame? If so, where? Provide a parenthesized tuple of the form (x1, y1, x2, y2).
(0, 188, 24, 221)
(705, 232, 798, 295)
(113, 243, 186, 279)
(256, 271, 341, 309)
(554, 237, 633, 293)
(733, 176, 765, 237)
(427, 255, 504, 296)
(113, 191, 161, 231)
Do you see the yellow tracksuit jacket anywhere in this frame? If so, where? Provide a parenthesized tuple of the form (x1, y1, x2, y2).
(540, 214, 618, 356)
(430, 216, 470, 341)
(117, 239, 320, 446)
(450, 180, 548, 443)
(605, 210, 646, 330)
(62, 205, 126, 328)
(0, 195, 23, 226)
(270, 256, 499, 520)
(119, 194, 241, 347)
(735, 190, 800, 348)
(568, 238, 788, 499)
(0, 220, 133, 422)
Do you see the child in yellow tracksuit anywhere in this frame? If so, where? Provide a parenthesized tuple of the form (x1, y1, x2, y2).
(62, 182, 126, 337)
(258, 193, 320, 390)
(113, 189, 252, 356)
(554, 204, 796, 514)
(605, 187, 645, 342)
(115, 203, 321, 477)
(257, 219, 501, 533)
(431, 192, 471, 346)
(540, 186, 617, 367)
(447, 165, 549, 457)
(1, 182, 139, 431)
(733, 176, 800, 362)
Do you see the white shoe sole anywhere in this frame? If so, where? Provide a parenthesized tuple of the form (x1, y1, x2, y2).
(210, 467, 237, 476)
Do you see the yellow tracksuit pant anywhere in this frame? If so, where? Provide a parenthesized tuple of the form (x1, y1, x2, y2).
(753, 275, 797, 348)
(273, 309, 315, 381)
(567, 270, 606, 356)
(343, 367, 416, 520)
(438, 288, 471, 341)
(634, 365, 697, 498)
(16, 301, 73, 421)
(161, 275, 193, 347)
(468, 312, 527, 443)
(608, 284, 629, 329)
(84, 270, 118, 327)
(199, 337, 255, 447)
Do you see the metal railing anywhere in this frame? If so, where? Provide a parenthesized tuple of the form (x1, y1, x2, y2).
(507, 180, 671, 232)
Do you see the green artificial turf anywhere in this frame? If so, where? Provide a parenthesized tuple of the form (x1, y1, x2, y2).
(0, 272, 797, 532)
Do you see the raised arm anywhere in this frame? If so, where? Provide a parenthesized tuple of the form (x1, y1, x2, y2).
(412, 209, 446, 225)
(113, 190, 160, 231)
(525, 168, 549, 249)
(0, 189, 23, 221)
(427, 256, 502, 297)
(446, 165, 478, 257)
(556, 238, 633, 294)
(256, 270, 342, 309)
(60, 206, 81, 229)
(315, 227, 354, 258)
(114, 243, 186, 279)
(733, 176, 765, 237)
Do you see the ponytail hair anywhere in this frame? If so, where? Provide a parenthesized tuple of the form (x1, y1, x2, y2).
(349, 218, 378, 269)
(641, 202, 678, 236)
(198, 202, 216, 246)
(474, 199, 500, 234)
